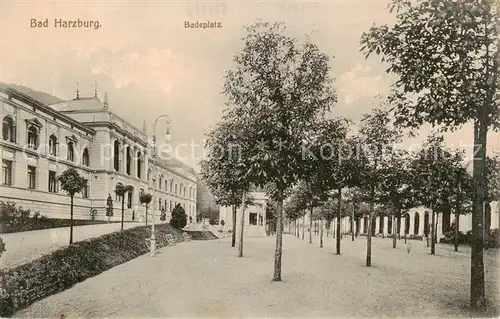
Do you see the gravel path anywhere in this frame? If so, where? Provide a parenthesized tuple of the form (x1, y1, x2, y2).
(0, 222, 144, 269)
(14, 234, 499, 318)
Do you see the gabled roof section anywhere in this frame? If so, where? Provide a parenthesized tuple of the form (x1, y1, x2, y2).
(25, 118, 43, 128)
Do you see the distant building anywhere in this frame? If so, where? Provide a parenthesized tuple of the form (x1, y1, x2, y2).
(219, 191, 268, 237)
(0, 83, 197, 222)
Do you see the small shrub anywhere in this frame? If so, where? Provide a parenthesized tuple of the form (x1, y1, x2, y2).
(170, 204, 187, 229)
(0, 236, 5, 257)
(89, 209, 97, 220)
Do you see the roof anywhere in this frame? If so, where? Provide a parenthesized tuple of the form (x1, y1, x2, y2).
(5, 83, 64, 105)
(0, 82, 96, 135)
(50, 96, 106, 112)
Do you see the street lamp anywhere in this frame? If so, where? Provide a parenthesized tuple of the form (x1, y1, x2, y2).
(149, 114, 172, 257)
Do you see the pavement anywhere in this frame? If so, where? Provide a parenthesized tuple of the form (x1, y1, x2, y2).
(0, 222, 144, 269)
(13, 233, 500, 318)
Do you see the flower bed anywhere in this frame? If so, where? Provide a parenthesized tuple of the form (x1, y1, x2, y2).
(0, 223, 185, 317)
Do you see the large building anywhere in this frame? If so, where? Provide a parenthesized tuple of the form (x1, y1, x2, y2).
(0, 83, 197, 223)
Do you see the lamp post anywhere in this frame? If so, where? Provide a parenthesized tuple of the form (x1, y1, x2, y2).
(149, 114, 172, 257)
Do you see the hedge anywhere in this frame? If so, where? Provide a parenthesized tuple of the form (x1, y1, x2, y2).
(0, 223, 186, 317)
(184, 230, 218, 240)
(440, 228, 500, 248)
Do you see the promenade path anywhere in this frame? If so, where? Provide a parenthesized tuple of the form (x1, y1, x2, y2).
(0, 222, 145, 269)
(14, 234, 499, 318)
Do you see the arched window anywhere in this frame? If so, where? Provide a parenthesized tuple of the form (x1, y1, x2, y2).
(137, 151, 142, 179)
(165, 180, 168, 190)
(127, 187, 133, 208)
(159, 176, 162, 189)
(49, 134, 58, 156)
(113, 140, 120, 171)
(126, 146, 131, 175)
(67, 142, 75, 161)
(2, 116, 16, 142)
(82, 148, 90, 166)
(404, 213, 410, 235)
(115, 182, 124, 201)
(414, 212, 420, 235)
(27, 126, 38, 149)
(170, 180, 173, 193)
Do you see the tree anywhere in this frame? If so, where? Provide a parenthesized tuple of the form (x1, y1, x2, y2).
(360, 0, 499, 309)
(201, 119, 252, 253)
(304, 118, 359, 254)
(410, 134, 469, 255)
(222, 21, 336, 280)
(105, 194, 113, 222)
(139, 192, 152, 225)
(58, 168, 86, 244)
(115, 183, 133, 231)
(378, 148, 417, 248)
(357, 106, 402, 266)
(170, 203, 187, 229)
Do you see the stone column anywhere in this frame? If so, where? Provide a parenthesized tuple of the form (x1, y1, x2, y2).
(383, 216, 388, 234)
(409, 212, 414, 235)
(374, 216, 380, 234)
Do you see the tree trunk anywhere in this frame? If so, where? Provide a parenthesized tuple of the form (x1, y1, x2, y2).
(273, 194, 284, 281)
(336, 187, 342, 255)
(232, 205, 237, 247)
(470, 112, 488, 310)
(455, 186, 461, 252)
(69, 195, 74, 245)
(237, 192, 246, 258)
(454, 207, 460, 252)
(121, 197, 125, 231)
(320, 217, 324, 248)
(431, 209, 436, 255)
(295, 218, 300, 238)
(309, 207, 313, 243)
(366, 186, 374, 266)
(351, 204, 355, 242)
(302, 216, 305, 240)
(393, 213, 397, 249)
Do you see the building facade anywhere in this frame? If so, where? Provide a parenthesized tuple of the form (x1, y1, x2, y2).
(219, 191, 268, 237)
(295, 203, 500, 240)
(0, 83, 197, 223)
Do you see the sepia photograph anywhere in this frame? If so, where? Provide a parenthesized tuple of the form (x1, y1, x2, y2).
(0, 0, 499, 318)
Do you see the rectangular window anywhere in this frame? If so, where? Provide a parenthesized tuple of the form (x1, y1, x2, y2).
(249, 213, 257, 225)
(159, 178, 162, 189)
(82, 179, 89, 198)
(2, 159, 12, 185)
(159, 198, 162, 210)
(27, 165, 36, 189)
(48, 170, 57, 193)
(127, 191, 132, 208)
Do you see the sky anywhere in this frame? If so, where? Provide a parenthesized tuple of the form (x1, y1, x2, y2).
(1, 0, 498, 170)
